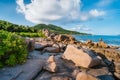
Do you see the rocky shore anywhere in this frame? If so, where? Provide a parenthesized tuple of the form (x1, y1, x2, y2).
(0, 29, 120, 80)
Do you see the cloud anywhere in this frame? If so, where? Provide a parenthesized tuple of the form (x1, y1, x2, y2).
(89, 9, 105, 17)
(96, 0, 114, 7)
(70, 25, 92, 32)
(79, 9, 105, 21)
(16, 0, 106, 24)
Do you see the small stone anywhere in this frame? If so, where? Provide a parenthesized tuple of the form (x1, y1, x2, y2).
(51, 76, 72, 80)
(44, 56, 57, 72)
(114, 72, 120, 79)
(76, 72, 99, 80)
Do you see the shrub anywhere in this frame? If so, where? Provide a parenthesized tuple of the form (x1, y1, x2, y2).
(0, 30, 28, 68)
(17, 32, 46, 38)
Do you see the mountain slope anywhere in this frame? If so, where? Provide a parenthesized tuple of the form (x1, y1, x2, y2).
(0, 20, 89, 35)
(0, 20, 36, 32)
(34, 24, 89, 35)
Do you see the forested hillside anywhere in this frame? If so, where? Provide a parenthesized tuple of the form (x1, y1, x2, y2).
(0, 20, 89, 35)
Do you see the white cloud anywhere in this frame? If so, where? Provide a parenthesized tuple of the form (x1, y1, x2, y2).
(79, 9, 105, 21)
(16, 0, 106, 24)
(70, 25, 92, 32)
(89, 9, 105, 17)
(16, 0, 81, 24)
(96, 0, 114, 7)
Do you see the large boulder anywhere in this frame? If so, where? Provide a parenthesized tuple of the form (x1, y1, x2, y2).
(49, 33, 57, 40)
(87, 67, 115, 80)
(35, 41, 54, 51)
(76, 72, 99, 80)
(97, 41, 108, 48)
(62, 45, 101, 68)
(43, 47, 60, 53)
(86, 40, 93, 44)
(57, 34, 68, 42)
(85, 40, 94, 48)
(58, 43, 67, 52)
(114, 62, 120, 79)
(91, 48, 120, 62)
(34, 38, 44, 42)
(44, 56, 57, 72)
(54, 34, 59, 41)
(40, 41, 54, 47)
(55, 34, 76, 44)
(114, 62, 120, 73)
(35, 42, 45, 50)
(26, 38, 35, 52)
(114, 72, 120, 79)
(42, 29, 50, 37)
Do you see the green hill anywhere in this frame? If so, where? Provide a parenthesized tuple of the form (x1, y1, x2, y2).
(34, 24, 89, 35)
(0, 20, 89, 35)
(0, 20, 36, 32)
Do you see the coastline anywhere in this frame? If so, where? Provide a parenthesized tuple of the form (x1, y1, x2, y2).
(0, 30, 120, 80)
(73, 35, 120, 47)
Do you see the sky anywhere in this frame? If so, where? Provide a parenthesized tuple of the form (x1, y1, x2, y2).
(0, 0, 120, 35)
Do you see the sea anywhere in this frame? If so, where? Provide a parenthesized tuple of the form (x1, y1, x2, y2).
(73, 35, 120, 47)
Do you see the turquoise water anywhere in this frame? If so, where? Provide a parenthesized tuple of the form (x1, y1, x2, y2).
(73, 35, 120, 46)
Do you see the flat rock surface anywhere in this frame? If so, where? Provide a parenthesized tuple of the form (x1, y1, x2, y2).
(0, 66, 22, 80)
(0, 49, 116, 80)
(35, 56, 76, 80)
(0, 50, 46, 80)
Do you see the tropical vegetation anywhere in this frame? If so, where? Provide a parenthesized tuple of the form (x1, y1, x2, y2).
(0, 20, 89, 35)
(0, 20, 89, 68)
(0, 30, 28, 68)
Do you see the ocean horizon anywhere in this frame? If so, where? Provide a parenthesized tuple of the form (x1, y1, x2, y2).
(73, 35, 120, 46)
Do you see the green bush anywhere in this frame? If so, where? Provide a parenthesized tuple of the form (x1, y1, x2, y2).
(0, 30, 28, 68)
(17, 32, 46, 38)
